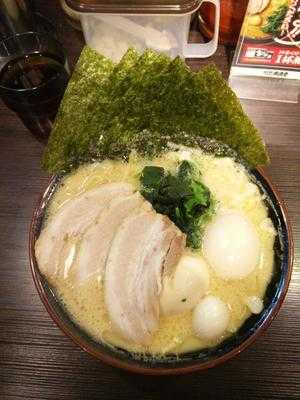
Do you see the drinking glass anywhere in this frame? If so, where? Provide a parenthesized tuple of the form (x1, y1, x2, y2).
(0, 32, 69, 142)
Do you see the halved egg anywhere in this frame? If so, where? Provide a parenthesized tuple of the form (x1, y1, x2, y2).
(202, 212, 261, 279)
(192, 295, 230, 340)
(160, 255, 210, 316)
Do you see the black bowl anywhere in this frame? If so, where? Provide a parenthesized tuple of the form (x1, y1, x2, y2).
(29, 167, 293, 375)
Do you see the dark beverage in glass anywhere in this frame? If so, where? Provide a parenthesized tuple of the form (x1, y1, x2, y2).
(0, 32, 69, 142)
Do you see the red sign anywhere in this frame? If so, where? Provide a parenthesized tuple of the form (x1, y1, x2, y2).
(239, 43, 300, 68)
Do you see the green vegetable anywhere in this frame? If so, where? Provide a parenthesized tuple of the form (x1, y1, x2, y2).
(261, 4, 289, 35)
(140, 161, 215, 249)
(141, 166, 165, 191)
(43, 46, 269, 174)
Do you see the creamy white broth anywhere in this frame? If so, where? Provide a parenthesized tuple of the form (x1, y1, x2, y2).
(45, 149, 275, 355)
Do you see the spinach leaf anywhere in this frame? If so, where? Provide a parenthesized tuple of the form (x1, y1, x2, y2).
(178, 160, 194, 181)
(141, 166, 165, 189)
(140, 161, 215, 249)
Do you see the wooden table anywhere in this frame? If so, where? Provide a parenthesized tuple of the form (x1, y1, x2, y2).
(0, 1, 299, 399)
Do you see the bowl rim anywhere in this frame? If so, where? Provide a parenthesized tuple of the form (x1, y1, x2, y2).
(28, 166, 294, 375)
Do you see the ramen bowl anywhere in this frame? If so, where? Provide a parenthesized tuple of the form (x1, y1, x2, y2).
(29, 167, 293, 375)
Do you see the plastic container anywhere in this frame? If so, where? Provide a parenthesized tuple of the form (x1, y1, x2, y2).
(65, 0, 220, 60)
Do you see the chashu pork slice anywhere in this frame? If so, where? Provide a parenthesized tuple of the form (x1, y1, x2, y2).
(35, 182, 134, 280)
(105, 211, 186, 345)
(133, 222, 186, 338)
(75, 192, 152, 283)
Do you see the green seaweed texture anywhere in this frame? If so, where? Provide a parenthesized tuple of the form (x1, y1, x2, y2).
(43, 46, 269, 173)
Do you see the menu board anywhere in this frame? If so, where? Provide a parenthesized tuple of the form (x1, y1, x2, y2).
(229, 0, 300, 103)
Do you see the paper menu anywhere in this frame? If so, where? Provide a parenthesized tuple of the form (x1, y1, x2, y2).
(229, 0, 300, 103)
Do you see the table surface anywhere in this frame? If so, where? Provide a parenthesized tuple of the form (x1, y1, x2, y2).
(0, 1, 299, 399)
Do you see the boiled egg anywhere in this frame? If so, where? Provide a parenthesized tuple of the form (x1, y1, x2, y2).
(160, 255, 210, 316)
(202, 212, 261, 279)
(192, 295, 230, 340)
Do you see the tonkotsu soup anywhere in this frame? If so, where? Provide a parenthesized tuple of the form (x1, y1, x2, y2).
(35, 148, 276, 356)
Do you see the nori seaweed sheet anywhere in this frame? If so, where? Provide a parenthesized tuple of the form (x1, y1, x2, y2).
(43, 47, 269, 173)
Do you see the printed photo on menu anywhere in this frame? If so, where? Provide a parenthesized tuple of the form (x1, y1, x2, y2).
(231, 0, 300, 80)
